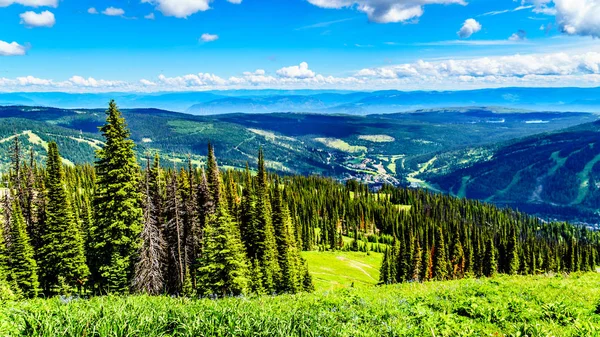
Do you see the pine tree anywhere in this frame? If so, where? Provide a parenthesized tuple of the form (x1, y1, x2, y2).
(240, 163, 259, 259)
(507, 226, 520, 275)
(206, 143, 220, 211)
(379, 248, 391, 284)
(7, 201, 39, 298)
(272, 179, 301, 293)
(450, 228, 465, 279)
(90, 100, 143, 293)
(412, 237, 422, 282)
(198, 199, 250, 297)
(432, 226, 448, 281)
(197, 150, 250, 297)
(133, 157, 166, 295)
(255, 148, 280, 293)
(484, 237, 498, 277)
(39, 142, 89, 295)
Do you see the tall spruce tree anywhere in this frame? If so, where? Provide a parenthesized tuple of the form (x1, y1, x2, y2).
(7, 201, 39, 298)
(90, 100, 143, 293)
(197, 150, 249, 297)
(255, 148, 280, 293)
(39, 142, 89, 295)
(484, 237, 498, 277)
(272, 178, 301, 293)
(432, 226, 448, 281)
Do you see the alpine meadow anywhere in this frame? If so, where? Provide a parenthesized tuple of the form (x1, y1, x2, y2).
(3, 0, 600, 336)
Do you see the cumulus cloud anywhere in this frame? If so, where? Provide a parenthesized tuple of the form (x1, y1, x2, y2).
(102, 7, 125, 16)
(141, 0, 209, 18)
(88, 7, 98, 14)
(276, 62, 316, 79)
(141, 0, 241, 18)
(8, 52, 600, 92)
(356, 52, 600, 84)
(140, 79, 157, 86)
(19, 10, 55, 28)
(144, 13, 155, 19)
(524, 0, 600, 37)
(200, 33, 219, 42)
(457, 18, 481, 38)
(157, 73, 227, 87)
(0, 40, 26, 56)
(0, 0, 57, 7)
(68, 76, 124, 87)
(307, 0, 466, 23)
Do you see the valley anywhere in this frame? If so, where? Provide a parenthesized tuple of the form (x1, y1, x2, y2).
(0, 105, 597, 223)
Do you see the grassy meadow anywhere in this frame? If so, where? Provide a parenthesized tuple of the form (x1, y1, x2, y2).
(2, 272, 600, 336)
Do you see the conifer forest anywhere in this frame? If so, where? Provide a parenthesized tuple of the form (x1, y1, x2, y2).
(1, 101, 600, 336)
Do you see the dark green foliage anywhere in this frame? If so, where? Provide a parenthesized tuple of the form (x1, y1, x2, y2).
(197, 202, 250, 297)
(7, 202, 39, 298)
(433, 227, 448, 281)
(39, 142, 89, 295)
(90, 100, 143, 293)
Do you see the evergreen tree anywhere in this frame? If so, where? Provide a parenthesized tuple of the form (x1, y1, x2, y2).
(255, 148, 280, 293)
(432, 226, 448, 281)
(412, 237, 422, 282)
(197, 199, 250, 297)
(484, 237, 498, 277)
(39, 142, 89, 295)
(450, 228, 465, 279)
(272, 179, 301, 293)
(507, 226, 520, 275)
(7, 202, 39, 298)
(90, 100, 143, 293)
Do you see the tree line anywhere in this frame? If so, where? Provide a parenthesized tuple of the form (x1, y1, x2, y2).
(0, 100, 312, 298)
(0, 100, 599, 299)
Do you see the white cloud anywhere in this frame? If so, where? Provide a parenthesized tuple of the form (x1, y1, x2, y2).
(19, 10, 55, 28)
(276, 62, 316, 79)
(141, 0, 210, 18)
(140, 79, 157, 86)
(0, 40, 26, 56)
(0, 0, 57, 7)
(102, 7, 125, 16)
(307, 0, 466, 23)
(68, 76, 124, 87)
(88, 7, 98, 14)
(8, 51, 600, 92)
(457, 18, 481, 38)
(200, 33, 219, 42)
(227, 0, 242, 3)
(553, 0, 600, 37)
(158, 73, 227, 87)
(144, 13, 155, 19)
(356, 52, 600, 84)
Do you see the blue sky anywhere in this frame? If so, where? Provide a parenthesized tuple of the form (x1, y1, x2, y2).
(1, 0, 600, 92)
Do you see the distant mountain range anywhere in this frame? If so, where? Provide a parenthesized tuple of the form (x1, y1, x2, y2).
(2, 87, 600, 114)
(0, 104, 597, 223)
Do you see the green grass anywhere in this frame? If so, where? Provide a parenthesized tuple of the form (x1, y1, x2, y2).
(302, 251, 382, 291)
(2, 273, 600, 336)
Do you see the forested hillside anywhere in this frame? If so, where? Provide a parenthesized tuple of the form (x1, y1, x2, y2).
(0, 101, 598, 300)
(424, 120, 600, 223)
